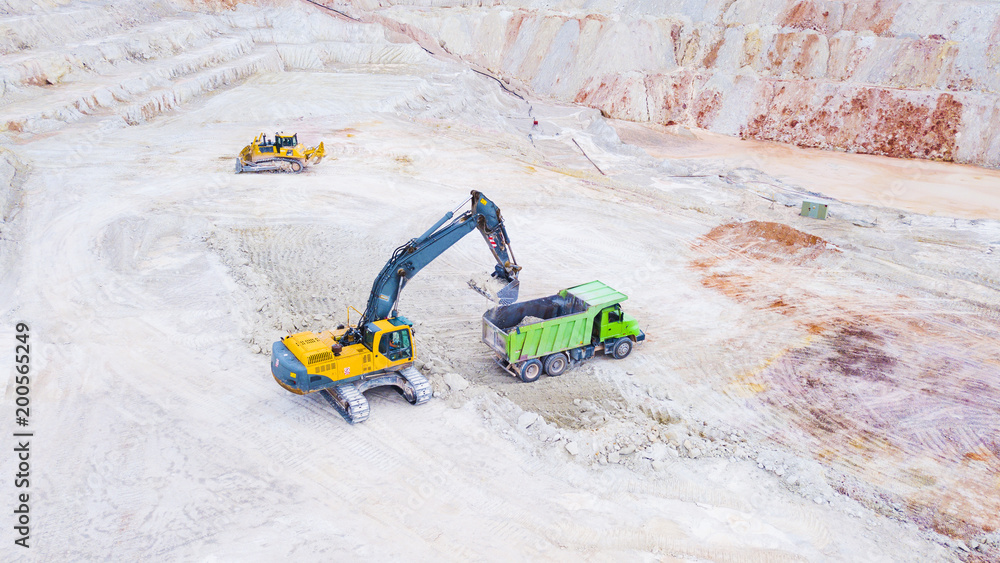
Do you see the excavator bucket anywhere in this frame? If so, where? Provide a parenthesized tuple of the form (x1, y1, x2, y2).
(497, 279, 519, 306)
(467, 277, 519, 305)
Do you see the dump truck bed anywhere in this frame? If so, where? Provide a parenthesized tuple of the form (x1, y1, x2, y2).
(483, 294, 590, 363)
(484, 281, 627, 364)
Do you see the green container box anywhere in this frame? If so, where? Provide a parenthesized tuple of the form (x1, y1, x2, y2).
(801, 201, 829, 220)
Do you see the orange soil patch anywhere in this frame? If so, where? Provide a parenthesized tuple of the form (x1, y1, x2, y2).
(699, 220, 836, 265)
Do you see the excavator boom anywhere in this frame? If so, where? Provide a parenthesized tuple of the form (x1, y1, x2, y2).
(360, 190, 520, 327)
(271, 190, 520, 423)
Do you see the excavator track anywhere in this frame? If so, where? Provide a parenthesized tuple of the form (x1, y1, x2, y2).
(318, 368, 430, 424)
(399, 366, 432, 406)
(321, 383, 371, 424)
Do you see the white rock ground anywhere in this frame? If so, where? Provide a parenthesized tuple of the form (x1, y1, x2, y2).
(1, 1, 998, 561)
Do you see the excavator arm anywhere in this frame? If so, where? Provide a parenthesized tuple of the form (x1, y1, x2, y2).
(359, 190, 520, 328)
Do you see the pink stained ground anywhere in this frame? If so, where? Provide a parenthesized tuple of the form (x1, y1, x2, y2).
(614, 120, 1000, 220)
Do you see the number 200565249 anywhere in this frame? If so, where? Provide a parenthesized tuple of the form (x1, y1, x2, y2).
(15, 323, 30, 421)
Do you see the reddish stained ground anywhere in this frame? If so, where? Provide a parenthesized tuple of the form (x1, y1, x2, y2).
(701, 37, 725, 68)
(693, 89, 723, 129)
(742, 83, 962, 161)
(841, 0, 904, 36)
(767, 32, 824, 78)
(644, 72, 694, 126)
(573, 73, 646, 120)
(690, 220, 1000, 553)
(700, 220, 833, 263)
(780, 0, 838, 35)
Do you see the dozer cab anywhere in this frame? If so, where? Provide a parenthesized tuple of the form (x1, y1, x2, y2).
(235, 132, 325, 174)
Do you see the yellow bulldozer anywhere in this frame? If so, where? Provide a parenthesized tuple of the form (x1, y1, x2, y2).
(235, 132, 325, 174)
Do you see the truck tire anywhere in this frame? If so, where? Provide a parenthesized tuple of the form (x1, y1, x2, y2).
(612, 337, 633, 359)
(518, 359, 542, 382)
(543, 353, 568, 377)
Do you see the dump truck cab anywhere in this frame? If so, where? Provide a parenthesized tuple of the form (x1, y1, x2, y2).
(594, 304, 643, 347)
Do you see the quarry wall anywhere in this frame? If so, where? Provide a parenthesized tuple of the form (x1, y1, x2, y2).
(362, 0, 1000, 167)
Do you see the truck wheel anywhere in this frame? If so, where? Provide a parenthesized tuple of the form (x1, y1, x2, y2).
(612, 338, 633, 359)
(543, 353, 568, 377)
(518, 359, 542, 383)
(290, 160, 303, 173)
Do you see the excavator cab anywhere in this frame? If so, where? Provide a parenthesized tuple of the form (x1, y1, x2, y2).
(379, 329, 412, 362)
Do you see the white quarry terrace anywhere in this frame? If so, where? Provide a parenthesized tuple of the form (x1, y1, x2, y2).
(0, 1, 998, 561)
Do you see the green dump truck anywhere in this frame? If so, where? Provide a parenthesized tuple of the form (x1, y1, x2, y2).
(482, 281, 645, 382)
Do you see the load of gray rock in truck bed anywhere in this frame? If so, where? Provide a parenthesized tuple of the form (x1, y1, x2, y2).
(516, 315, 545, 328)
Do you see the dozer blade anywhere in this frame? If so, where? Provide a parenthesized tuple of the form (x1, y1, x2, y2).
(306, 141, 325, 164)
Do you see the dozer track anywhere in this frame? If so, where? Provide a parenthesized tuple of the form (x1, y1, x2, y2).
(234, 157, 303, 174)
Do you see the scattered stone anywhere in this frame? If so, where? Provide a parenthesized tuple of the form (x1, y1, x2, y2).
(683, 439, 693, 450)
(643, 443, 668, 461)
(443, 372, 469, 392)
(814, 496, 825, 504)
(619, 445, 635, 455)
(608, 451, 621, 464)
(652, 460, 667, 471)
(565, 441, 580, 456)
(251, 343, 262, 354)
(689, 447, 701, 458)
(517, 412, 539, 430)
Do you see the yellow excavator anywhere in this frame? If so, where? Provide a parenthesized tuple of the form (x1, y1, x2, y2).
(271, 191, 521, 423)
(235, 132, 325, 174)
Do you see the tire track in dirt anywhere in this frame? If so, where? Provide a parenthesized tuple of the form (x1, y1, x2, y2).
(690, 219, 1000, 548)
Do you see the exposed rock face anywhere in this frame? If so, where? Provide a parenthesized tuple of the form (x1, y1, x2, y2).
(364, 0, 1000, 167)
